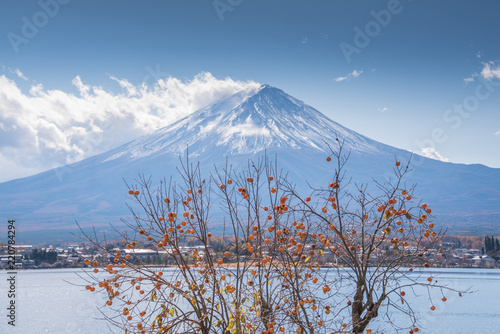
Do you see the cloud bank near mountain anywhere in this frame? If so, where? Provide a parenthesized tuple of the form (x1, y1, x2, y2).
(0, 72, 260, 182)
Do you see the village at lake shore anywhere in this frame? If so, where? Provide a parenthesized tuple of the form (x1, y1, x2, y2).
(2, 236, 499, 270)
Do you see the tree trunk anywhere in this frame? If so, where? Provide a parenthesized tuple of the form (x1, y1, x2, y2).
(351, 288, 385, 334)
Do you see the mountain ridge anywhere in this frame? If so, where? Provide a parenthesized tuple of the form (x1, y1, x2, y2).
(100, 84, 394, 163)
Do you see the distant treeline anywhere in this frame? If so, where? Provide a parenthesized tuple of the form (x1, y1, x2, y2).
(484, 236, 500, 252)
(25, 249, 58, 265)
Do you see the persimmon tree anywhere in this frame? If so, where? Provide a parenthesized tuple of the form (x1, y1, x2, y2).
(78, 142, 466, 334)
(277, 143, 469, 334)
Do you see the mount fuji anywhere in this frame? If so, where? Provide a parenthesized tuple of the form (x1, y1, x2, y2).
(1, 84, 500, 243)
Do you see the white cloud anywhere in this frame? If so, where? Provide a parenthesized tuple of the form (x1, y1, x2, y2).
(334, 69, 363, 82)
(463, 76, 475, 84)
(463, 60, 500, 83)
(301, 37, 308, 44)
(334, 76, 348, 82)
(109, 76, 138, 96)
(377, 107, 388, 112)
(420, 147, 450, 162)
(495, 130, 500, 136)
(480, 61, 500, 80)
(2, 66, 29, 81)
(0, 72, 260, 182)
(12, 68, 28, 81)
(351, 70, 362, 78)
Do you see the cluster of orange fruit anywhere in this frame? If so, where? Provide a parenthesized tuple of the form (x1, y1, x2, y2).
(128, 189, 140, 196)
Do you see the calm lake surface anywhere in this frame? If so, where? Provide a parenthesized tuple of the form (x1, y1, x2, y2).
(1, 268, 499, 333)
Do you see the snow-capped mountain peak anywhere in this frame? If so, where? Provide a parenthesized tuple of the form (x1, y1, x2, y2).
(104, 84, 384, 162)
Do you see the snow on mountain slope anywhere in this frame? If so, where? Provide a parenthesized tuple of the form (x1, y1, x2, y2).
(1, 84, 499, 243)
(102, 85, 392, 162)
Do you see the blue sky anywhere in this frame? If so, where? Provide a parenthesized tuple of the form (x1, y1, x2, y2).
(1, 0, 500, 181)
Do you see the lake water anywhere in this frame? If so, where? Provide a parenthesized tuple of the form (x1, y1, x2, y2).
(0, 268, 499, 333)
